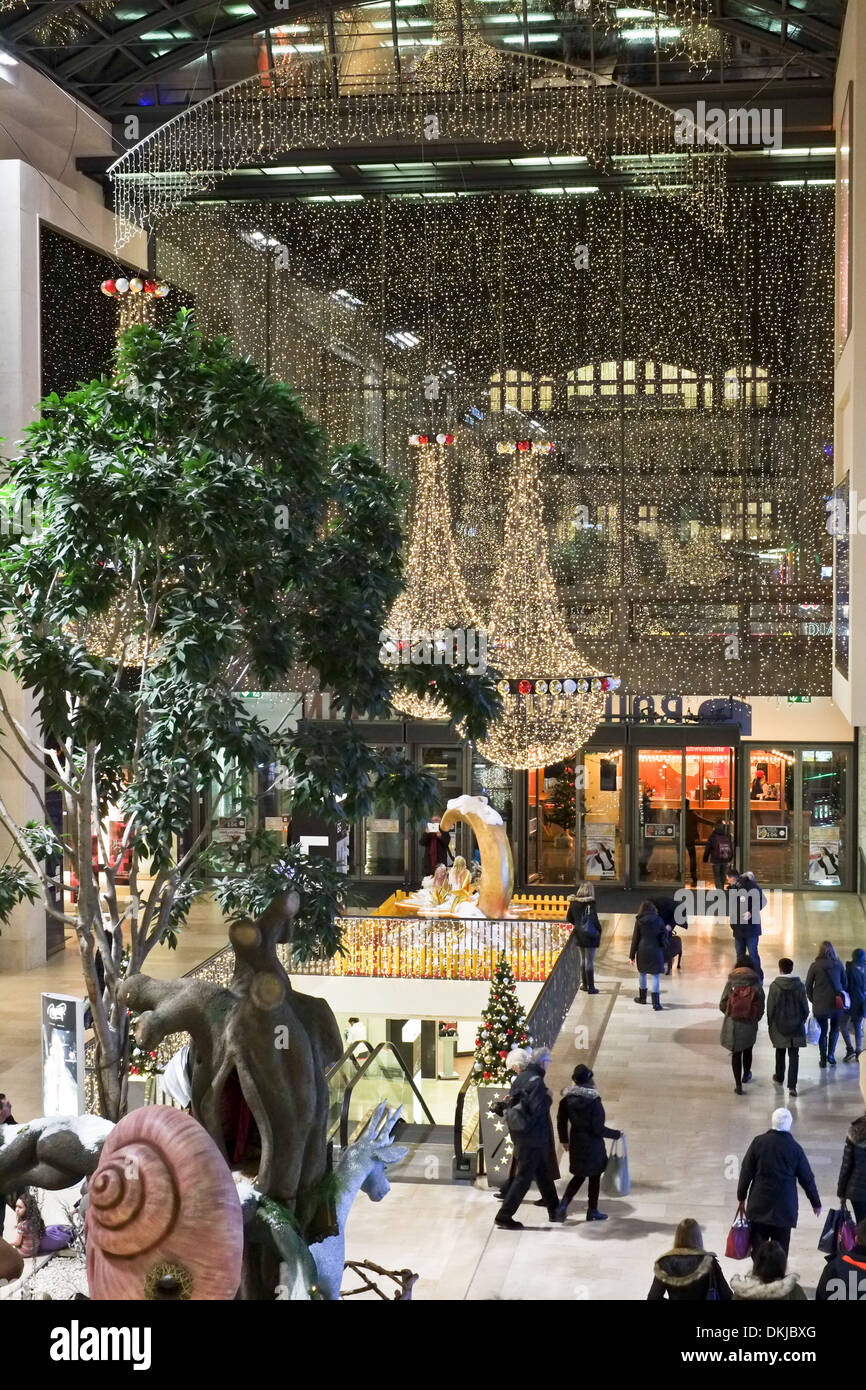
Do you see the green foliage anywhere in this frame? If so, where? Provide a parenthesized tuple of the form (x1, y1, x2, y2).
(212, 835, 351, 962)
(0, 313, 499, 970)
(473, 955, 531, 1086)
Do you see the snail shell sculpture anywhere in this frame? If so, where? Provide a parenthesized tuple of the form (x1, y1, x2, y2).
(86, 1107, 243, 1301)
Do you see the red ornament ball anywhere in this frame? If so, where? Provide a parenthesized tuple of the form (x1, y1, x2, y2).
(101, 279, 117, 296)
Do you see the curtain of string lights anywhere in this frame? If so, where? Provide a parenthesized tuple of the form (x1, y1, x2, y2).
(155, 184, 833, 702)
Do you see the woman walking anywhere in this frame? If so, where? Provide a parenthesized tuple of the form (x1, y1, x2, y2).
(647, 1218, 731, 1301)
(841, 947, 866, 1063)
(567, 882, 602, 995)
(720, 955, 765, 1094)
(629, 900, 668, 1012)
(554, 1064, 620, 1223)
(836, 1110, 866, 1225)
(766, 958, 809, 1098)
(806, 940, 849, 1068)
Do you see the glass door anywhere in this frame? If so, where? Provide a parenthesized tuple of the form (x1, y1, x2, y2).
(412, 744, 465, 881)
(801, 748, 849, 888)
(580, 749, 624, 884)
(746, 747, 795, 886)
(685, 746, 736, 888)
(526, 761, 577, 885)
(635, 751, 683, 886)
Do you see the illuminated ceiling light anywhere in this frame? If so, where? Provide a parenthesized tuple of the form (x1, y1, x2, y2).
(622, 26, 682, 41)
(387, 443, 479, 720)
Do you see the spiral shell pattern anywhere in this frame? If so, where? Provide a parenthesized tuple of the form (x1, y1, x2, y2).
(88, 1140, 179, 1256)
(86, 1107, 243, 1301)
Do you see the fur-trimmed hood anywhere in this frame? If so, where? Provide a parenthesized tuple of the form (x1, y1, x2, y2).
(652, 1251, 715, 1287)
(731, 1272, 802, 1300)
(560, 1084, 599, 1101)
(848, 1115, 866, 1147)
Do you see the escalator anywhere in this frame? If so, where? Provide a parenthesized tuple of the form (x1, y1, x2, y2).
(326, 1039, 455, 1184)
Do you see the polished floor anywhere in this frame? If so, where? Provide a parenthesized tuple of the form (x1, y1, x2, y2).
(3, 892, 865, 1299)
(344, 893, 866, 1300)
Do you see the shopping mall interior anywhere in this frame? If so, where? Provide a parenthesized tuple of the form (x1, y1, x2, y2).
(1, 0, 866, 1324)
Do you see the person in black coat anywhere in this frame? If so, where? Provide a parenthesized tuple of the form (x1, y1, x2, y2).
(554, 1064, 620, 1222)
(836, 1113, 866, 1226)
(648, 1217, 731, 1301)
(737, 1107, 822, 1256)
(629, 900, 667, 1011)
(841, 947, 866, 1062)
(703, 820, 735, 890)
(805, 940, 849, 1068)
(653, 895, 687, 975)
(494, 1049, 560, 1230)
(566, 882, 602, 995)
(725, 868, 765, 976)
(815, 1218, 866, 1300)
(419, 815, 452, 877)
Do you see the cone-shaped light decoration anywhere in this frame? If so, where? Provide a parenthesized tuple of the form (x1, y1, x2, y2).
(387, 442, 480, 719)
(472, 450, 607, 770)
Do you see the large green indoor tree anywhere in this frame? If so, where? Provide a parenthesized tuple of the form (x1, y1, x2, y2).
(0, 310, 501, 1127)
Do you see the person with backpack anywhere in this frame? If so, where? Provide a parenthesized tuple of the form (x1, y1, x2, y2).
(737, 1108, 821, 1256)
(767, 958, 810, 1098)
(629, 900, 668, 1012)
(493, 1047, 560, 1231)
(720, 955, 765, 1094)
(725, 868, 766, 977)
(841, 947, 866, 1063)
(566, 882, 602, 995)
(806, 940, 849, 1068)
(704, 820, 735, 890)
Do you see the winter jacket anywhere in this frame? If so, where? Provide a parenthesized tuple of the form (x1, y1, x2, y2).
(737, 1129, 820, 1229)
(728, 872, 765, 934)
(566, 901, 601, 949)
(806, 957, 848, 1017)
(837, 1115, 866, 1202)
(504, 1061, 553, 1149)
(815, 1242, 866, 1301)
(845, 960, 866, 1020)
(629, 908, 667, 976)
(766, 975, 809, 1049)
(703, 826, 734, 866)
(556, 1084, 619, 1176)
(730, 1272, 808, 1302)
(647, 1250, 731, 1302)
(652, 897, 687, 931)
(719, 965, 765, 1052)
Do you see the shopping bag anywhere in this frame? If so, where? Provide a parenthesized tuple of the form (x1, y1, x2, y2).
(601, 1135, 630, 1196)
(725, 1206, 752, 1260)
(819, 1206, 857, 1255)
(805, 1014, 821, 1046)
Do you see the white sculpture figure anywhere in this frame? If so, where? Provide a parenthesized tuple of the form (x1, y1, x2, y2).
(310, 1102, 409, 1300)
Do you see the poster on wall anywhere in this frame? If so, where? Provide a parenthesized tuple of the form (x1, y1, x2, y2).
(808, 827, 841, 885)
(585, 825, 616, 878)
(41, 993, 85, 1117)
(834, 476, 850, 680)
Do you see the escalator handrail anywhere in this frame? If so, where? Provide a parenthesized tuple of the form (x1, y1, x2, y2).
(339, 1041, 436, 1150)
(326, 1037, 376, 1080)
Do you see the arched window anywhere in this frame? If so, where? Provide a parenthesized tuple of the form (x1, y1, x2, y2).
(724, 364, 769, 408)
(567, 360, 711, 407)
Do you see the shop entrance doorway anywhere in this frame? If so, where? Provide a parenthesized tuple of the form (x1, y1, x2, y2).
(635, 746, 736, 890)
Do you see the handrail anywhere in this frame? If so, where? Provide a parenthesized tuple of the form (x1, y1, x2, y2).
(326, 1037, 375, 1080)
(339, 1042, 436, 1150)
(453, 929, 581, 1173)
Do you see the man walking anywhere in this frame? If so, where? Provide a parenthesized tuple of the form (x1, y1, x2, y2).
(493, 1047, 560, 1230)
(737, 1107, 821, 1255)
(726, 867, 765, 977)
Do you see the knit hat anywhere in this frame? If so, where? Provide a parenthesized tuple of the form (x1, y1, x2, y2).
(572, 1064, 594, 1086)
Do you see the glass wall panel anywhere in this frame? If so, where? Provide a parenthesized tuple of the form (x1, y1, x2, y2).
(636, 751, 683, 885)
(581, 749, 623, 883)
(801, 749, 848, 887)
(526, 762, 576, 885)
(685, 746, 735, 887)
(747, 747, 795, 885)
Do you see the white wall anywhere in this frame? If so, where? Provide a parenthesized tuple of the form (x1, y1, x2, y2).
(290, 973, 542, 1020)
(0, 62, 145, 970)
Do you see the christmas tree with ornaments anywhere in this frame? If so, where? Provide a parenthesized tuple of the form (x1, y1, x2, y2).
(473, 955, 531, 1085)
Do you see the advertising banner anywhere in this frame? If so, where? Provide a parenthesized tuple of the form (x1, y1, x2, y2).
(808, 826, 841, 885)
(585, 824, 616, 878)
(41, 993, 85, 1117)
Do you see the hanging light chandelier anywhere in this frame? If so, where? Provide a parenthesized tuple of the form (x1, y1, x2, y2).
(470, 448, 614, 770)
(387, 438, 480, 720)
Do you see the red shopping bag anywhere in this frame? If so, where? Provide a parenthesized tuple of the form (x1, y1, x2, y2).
(725, 1205, 752, 1260)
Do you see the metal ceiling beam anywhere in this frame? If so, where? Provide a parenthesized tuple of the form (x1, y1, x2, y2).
(54, 0, 256, 78)
(730, 0, 840, 49)
(0, 0, 88, 44)
(708, 14, 836, 76)
(91, 7, 325, 107)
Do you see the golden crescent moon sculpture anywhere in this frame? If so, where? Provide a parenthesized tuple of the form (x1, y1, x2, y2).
(440, 795, 514, 919)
